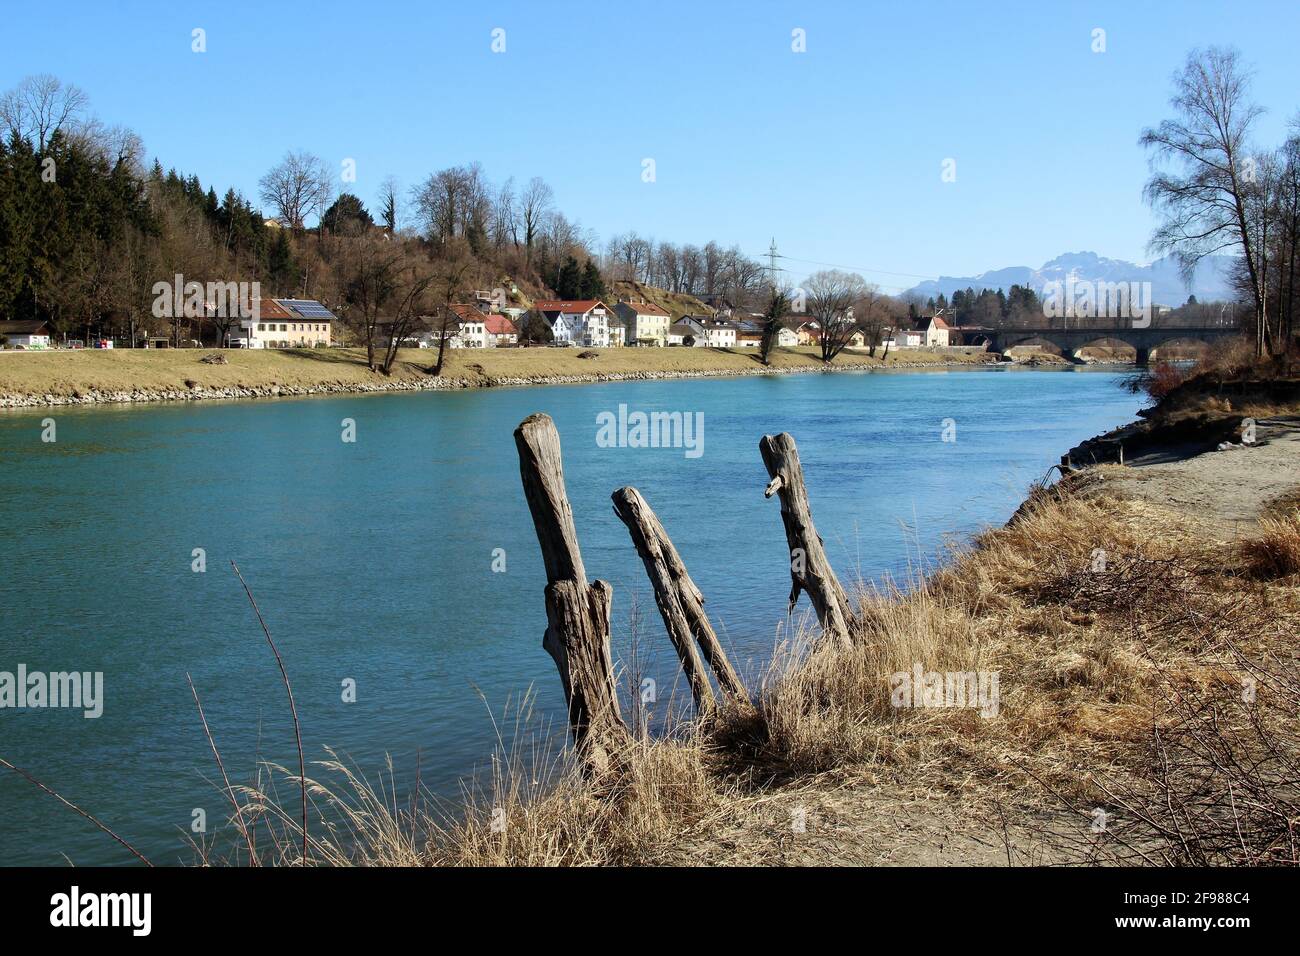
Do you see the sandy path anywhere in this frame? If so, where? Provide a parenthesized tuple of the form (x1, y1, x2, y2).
(1086, 417, 1300, 538)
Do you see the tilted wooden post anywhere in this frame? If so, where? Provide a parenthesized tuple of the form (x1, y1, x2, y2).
(514, 413, 626, 775)
(759, 433, 854, 650)
(611, 487, 748, 713)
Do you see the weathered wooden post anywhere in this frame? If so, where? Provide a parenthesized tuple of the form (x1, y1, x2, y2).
(611, 487, 748, 713)
(759, 433, 854, 650)
(514, 413, 626, 775)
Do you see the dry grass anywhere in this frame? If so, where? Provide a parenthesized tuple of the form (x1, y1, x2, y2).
(1241, 509, 1300, 579)
(202, 477, 1298, 866)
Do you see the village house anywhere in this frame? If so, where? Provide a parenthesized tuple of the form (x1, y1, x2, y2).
(667, 322, 702, 346)
(705, 319, 738, 348)
(605, 315, 628, 347)
(678, 315, 738, 348)
(233, 299, 334, 348)
(484, 313, 518, 347)
(678, 315, 708, 340)
(910, 315, 951, 347)
(783, 318, 821, 345)
(534, 299, 611, 348)
(613, 300, 671, 347)
(0, 320, 54, 348)
(447, 304, 489, 348)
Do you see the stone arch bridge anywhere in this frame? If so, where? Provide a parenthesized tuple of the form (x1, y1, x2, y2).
(973, 325, 1241, 364)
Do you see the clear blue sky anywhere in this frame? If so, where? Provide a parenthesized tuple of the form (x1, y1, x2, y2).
(3, 0, 1298, 290)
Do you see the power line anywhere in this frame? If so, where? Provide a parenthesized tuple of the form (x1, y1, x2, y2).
(750, 249, 941, 294)
(770, 253, 939, 282)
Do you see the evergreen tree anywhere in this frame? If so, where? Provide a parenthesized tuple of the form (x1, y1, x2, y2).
(322, 193, 375, 235)
(579, 259, 604, 298)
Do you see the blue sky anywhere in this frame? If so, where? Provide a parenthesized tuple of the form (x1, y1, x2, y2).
(2, 0, 1298, 290)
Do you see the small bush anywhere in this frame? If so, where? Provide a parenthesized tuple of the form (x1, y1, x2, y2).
(1242, 510, 1300, 578)
(1127, 361, 1189, 400)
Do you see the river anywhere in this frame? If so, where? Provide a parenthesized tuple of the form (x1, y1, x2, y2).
(0, 366, 1145, 865)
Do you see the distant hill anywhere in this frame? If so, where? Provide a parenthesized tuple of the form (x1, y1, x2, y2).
(906, 252, 1237, 307)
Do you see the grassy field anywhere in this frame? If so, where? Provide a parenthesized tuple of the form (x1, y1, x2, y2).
(0, 344, 996, 400)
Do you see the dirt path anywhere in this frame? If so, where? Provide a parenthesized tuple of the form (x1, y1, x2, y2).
(1084, 416, 1300, 538)
(656, 781, 1098, 866)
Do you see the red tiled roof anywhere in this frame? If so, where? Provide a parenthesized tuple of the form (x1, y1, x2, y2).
(534, 300, 606, 314)
(253, 299, 293, 320)
(484, 314, 516, 335)
(449, 304, 486, 323)
(617, 300, 670, 317)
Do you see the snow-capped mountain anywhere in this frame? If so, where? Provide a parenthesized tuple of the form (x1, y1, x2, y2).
(906, 252, 1236, 306)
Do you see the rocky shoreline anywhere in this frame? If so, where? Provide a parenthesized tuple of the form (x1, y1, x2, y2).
(0, 356, 1016, 409)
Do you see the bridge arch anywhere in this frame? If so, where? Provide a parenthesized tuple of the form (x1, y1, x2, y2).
(1072, 337, 1137, 363)
(1147, 337, 1211, 363)
(1000, 335, 1064, 357)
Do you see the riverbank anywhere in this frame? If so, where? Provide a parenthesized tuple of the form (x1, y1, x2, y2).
(0, 345, 1005, 408)
(227, 364, 1298, 867)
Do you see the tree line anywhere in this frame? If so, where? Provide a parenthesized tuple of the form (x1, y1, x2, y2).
(0, 74, 780, 365)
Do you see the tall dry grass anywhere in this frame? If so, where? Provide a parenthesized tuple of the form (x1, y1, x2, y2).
(1241, 509, 1300, 579)
(188, 483, 1300, 866)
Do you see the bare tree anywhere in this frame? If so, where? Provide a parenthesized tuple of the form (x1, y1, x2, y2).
(429, 246, 477, 376)
(377, 257, 438, 375)
(854, 284, 891, 357)
(519, 176, 554, 262)
(493, 176, 518, 248)
(339, 235, 404, 370)
(0, 74, 88, 150)
(805, 269, 868, 362)
(259, 150, 333, 231)
(1141, 48, 1269, 354)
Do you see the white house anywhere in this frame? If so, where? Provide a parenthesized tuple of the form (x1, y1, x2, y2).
(678, 316, 709, 341)
(235, 299, 334, 348)
(447, 305, 489, 348)
(702, 318, 738, 348)
(667, 322, 703, 346)
(613, 300, 671, 347)
(891, 326, 922, 347)
(905, 316, 951, 347)
(535, 300, 611, 347)
(0, 320, 53, 348)
(483, 313, 518, 347)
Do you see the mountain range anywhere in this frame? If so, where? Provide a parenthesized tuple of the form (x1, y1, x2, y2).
(905, 252, 1237, 306)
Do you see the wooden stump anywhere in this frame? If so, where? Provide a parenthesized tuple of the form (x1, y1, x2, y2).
(611, 487, 748, 713)
(515, 413, 626, 774)
(759, 432, 854, 650)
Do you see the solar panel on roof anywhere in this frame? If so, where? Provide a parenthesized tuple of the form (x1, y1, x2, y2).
(281, 300, 335, 319)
